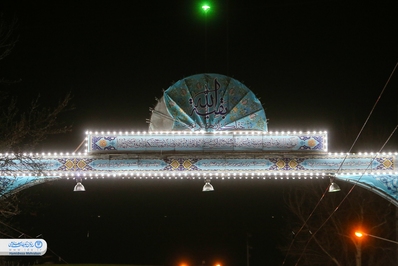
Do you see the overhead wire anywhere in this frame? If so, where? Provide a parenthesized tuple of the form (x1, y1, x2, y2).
(74, 138, 86, 153)
(295, 124, 397, 265)
(281, 184, 330, 265)
(293, 61, 398, 264)
(282, 61, 398, 265)
(0, 229, 14, 238)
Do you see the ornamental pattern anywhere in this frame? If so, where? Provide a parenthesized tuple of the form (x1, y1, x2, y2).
(88, 135, 326, 152)
(13, 156, 394, 172)
(57, 158, 95, 171)
(298, 136, 324, 150)
(92, 136, 117, 151)
(1, 156, 397, 202)
(163, 158, 200, 171)
(162, 74, 268, 132)
(0, 177, 12, 194)
(375, 157, 394, 170)
(376, 175, 398, 198)
(269, 158, 306, 171)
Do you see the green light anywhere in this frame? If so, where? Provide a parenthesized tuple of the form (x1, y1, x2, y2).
(202, 5, 210, 12)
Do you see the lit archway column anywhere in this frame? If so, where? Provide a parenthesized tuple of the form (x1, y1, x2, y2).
(336, 174, 398, 207)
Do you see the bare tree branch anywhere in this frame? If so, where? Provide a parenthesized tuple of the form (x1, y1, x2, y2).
(281, 180, 396, 265)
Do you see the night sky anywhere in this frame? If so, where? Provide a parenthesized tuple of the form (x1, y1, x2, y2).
(1, 0, 398, 265)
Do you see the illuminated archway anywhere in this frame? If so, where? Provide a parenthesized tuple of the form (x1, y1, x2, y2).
(1, 74, 397, 206)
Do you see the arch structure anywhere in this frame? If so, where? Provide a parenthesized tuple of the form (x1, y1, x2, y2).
(1, 74, 397, 206)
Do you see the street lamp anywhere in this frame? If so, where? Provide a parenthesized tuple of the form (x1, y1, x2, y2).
(355, 231, 398, 245)
(353, 230, 398, 266)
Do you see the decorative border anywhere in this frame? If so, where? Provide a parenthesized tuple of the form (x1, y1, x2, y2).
(23, 155, 395, 172)
(88, 134, 327, 152)
(1, 155, 397, 201)
(340, 174, 398, 201)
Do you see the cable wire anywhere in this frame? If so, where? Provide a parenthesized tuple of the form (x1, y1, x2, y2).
(282, 61, 398, 265)
(0, 218, 69, 263)
(74, 138, 86, 153)
(294, 124, 397, 265)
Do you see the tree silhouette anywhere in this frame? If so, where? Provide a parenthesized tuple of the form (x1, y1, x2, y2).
(281, 179, 396, 265)
(0, 14, 72, 264)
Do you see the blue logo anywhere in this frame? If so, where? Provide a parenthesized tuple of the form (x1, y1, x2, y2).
(34, 241, 43, 249)
(8, 241, 34, 248)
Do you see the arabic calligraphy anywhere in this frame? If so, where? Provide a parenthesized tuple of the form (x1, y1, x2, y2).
(8, 241, 34, 248)
(189, 78, 228, 118)
(197, 159, 272, 169)
(90, 135, 324, 151)
(301, 159, 382, 170)
(91, 159, 165, 170)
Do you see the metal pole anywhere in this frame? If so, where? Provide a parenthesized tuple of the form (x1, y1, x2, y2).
(364, 232, 398, 245)
(246, 233, 250, 266)
(355, 241, 361, 266)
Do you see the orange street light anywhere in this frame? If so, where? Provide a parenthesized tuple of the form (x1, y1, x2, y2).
(355, 231, 398, 245)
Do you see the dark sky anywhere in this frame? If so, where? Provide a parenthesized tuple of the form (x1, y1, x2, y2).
(1, 0, 397, 152)
(1, 0, 398, 265)
(22, 178, 289, 265)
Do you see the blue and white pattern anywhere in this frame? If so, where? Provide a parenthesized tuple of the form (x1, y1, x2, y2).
(152, 74, 268, 132)
(1, 73, 397, 207)
(88, 133, 327, 152)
